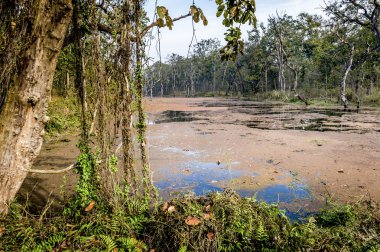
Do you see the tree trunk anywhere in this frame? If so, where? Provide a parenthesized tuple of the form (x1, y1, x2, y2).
(0, 0, 73, 215)
(341, 45, 354, 109)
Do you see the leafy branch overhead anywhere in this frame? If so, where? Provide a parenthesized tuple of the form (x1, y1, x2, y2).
(216, 0, 257, 60)
(155, 5, 208, 31)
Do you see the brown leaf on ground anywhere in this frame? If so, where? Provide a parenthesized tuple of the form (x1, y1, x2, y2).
(149, 250, 155, 252)
(203, 213, 212, 221)
(60, 240, 69, 249)
(162, 202, 169, 212)
(0, 227, 4, 236)
(168, 206, 176, 213)
(207, 232, 215, 240)
(205, 204, 212, 212)
(185, 216, 202, 226)
(113, 248, 118, 252)
(84, 201, 96, 212)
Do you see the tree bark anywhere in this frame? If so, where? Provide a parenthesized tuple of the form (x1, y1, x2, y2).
(341, 45, 355, 109)
(0, 0, 73, 215)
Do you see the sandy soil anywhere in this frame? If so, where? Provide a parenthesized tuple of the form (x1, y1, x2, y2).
(19, 97, 380, 211)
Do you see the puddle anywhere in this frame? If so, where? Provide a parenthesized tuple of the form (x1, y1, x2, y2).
(155, 161, 315, 220)
(155, 110, 207, 124)
(155, 161, 240, 197)
(237, 183, 310, 204)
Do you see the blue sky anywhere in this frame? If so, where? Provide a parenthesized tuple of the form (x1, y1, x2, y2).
(144, 0, 325, 62)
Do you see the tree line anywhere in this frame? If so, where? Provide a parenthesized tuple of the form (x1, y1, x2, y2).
(146, 1, 380, 108)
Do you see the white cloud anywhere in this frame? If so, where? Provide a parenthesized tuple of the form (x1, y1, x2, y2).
(144, 0, 326, 62)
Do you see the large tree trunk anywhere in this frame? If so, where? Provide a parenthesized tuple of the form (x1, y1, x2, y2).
(0, 0, 73, 215)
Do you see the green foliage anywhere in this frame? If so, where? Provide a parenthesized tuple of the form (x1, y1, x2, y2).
(216, 0, 257, 61)
(1, 191, 379, 251)
(63, 145, 101, 219)
(44, 96, 80, 137)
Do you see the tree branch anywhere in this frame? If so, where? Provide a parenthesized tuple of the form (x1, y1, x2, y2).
(140, 12, 191, 38)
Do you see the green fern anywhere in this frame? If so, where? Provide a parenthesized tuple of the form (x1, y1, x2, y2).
(117, 237, 147, 252)
(255, 221, 269, 242)
(34, 231, 66, 251)
(100, 234, 117, 252)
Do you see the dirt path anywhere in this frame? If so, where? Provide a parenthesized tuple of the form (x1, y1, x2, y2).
(20, 97, 380, 213)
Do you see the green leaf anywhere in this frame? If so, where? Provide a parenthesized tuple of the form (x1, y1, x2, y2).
(156, 6, 167, 19)
(157, 18, 165, 28)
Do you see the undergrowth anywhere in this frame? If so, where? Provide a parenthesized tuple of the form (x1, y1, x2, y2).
(1, 190, 379, 251)
(44, 96, 81, 137)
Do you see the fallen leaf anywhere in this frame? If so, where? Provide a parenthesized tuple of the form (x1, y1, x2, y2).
(0, 227, 4, 236)
(162, 202, 169, 212)
(168, 206, 176, 213)
(185, 216, 201, 226)
(150, 250, 155, 252)
(205, 204, 211, 212)
(60, 240, 69, 249)
(113, 248, 118, 252)
(84, 201, 95, 212)
(203, 213, 212, 221)
(207, 232, 215, 240)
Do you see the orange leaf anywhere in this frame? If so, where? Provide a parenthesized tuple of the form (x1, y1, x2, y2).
(0, 227, 4, 236)
(162, 202, 169, 212)
(207, 232, 215, 241)
(185, 216, 201, 226)
(203, 213, 212, 221)
(84, 201, 95, 212)
(205, 204, 212, 212)
(168, 206, 176, 213)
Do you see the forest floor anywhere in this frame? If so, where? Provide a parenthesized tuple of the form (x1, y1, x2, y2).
(20, 97, 380, 217)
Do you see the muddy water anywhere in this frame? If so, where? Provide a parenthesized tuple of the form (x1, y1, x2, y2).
(146, 98, 380, 218)
(21, 98, 380, 219)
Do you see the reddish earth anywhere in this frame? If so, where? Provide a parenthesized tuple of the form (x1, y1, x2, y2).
(19, 97, 380, 213)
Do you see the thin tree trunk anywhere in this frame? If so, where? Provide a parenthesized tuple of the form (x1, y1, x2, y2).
(265, 66, 268, 93)
(0, 0, 73, 215)
(341, 45, 354, 109)
(134, 0, 155, 198)
(120, 1, 136, 190)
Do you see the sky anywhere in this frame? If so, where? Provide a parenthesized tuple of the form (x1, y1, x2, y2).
(144, 0, 326, 62)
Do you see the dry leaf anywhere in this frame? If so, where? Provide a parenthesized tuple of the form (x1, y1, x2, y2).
(149, 250, 155, 252)
(0, 227, 4, 236)
(60, 240, 69, 249)
(113, 248, 118, 252)
(168, 206, 176, 213)
(84, 201, 95, 212)
(205, 204, 212, 212)
(185, 216, 201, 226)
(207, 232, 215, 241)
(203, 213, 212, 221)
(162, 202, 169, 212)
